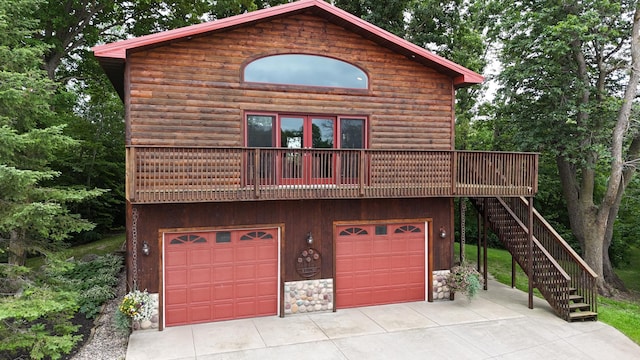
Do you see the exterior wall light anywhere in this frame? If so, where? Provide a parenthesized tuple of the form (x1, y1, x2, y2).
(142, 241, 151, 256)
(306, 232, 313, 246)
(439, 227, 447, 239)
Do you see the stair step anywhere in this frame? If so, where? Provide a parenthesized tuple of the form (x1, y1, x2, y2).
(569, 294, 584, 302)
(569, 287, 577, 294)
(569, 311, 598, 321)
(569, 302, 591, 311)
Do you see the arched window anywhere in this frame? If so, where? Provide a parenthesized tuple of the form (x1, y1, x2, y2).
(169, 234, 207, 244)
(244, 54, 368, 89)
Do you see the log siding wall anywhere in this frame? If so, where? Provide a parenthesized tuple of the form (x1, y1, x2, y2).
(127, 12, 453, 150)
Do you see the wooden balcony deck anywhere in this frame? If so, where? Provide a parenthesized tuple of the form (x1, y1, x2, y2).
(126, 147, 538, 204)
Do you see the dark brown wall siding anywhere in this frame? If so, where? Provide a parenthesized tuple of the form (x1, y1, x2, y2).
(130, 198, 452, 293)
(127, 13, 453, 150)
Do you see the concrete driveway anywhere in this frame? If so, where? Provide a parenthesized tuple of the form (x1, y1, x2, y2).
(126, 279, 640, 359)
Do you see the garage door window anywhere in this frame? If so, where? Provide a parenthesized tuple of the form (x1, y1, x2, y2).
(170, 234, 207, 244)
(338, 227, 368, 236)
(215, 232, 231, 243)
(240, 231, 274, 240)
(394, 225, 421, 233)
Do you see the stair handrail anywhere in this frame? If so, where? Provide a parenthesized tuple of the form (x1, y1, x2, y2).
(506, 197, 598, 316)
(495, 197, 571, 281)
(516, 197, 598, 279)
(481, 197, 572, 319)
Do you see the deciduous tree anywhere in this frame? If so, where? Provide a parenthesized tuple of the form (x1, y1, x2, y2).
(491, 0, 640, 293)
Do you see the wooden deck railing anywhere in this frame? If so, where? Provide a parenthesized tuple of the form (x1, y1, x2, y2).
(126, 146, 538, 203)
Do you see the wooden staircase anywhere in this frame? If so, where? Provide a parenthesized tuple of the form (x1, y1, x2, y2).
(470, 197, 598, 321)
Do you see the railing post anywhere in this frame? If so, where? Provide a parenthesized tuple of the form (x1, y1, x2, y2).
(452, 151, 457, 195)
(359, 149, 365, 196)
(253, 149, 260, 199)
(533, 154, 539, 195)
(528, 196, 534, 309)
(126, 147, 136, 202)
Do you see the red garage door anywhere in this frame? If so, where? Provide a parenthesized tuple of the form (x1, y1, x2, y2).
(163, 228, 278, 327)
(336, 223, 426, 308)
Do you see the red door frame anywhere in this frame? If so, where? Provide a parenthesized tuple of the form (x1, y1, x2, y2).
(278, 115, 337, 185)
(244, 112, 368, 186)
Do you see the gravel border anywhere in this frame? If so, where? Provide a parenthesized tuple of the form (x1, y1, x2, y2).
(71, 271, 129, 360)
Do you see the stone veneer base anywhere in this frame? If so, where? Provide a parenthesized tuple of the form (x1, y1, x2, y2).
(432, 270, 452, 301)
(284, 279, 333, 315)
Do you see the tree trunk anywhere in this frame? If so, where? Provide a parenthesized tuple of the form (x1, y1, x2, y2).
(558, 155, 610, 294)
(556, 157, 586, 252)
(581, 219, 607, 294)
(602, 177, 628, 291)
(7, 230, 26, 266)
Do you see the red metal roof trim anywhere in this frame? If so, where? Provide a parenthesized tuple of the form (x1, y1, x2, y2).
(92, 0, 483, 86)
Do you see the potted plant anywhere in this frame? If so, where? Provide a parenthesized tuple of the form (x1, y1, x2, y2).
(447, 263, 483, 301)
(117, 289, 154, 331)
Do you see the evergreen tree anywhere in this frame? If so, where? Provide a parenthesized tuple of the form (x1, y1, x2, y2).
(0, 0, 104, 265)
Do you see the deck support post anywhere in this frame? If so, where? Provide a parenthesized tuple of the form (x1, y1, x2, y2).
(460, 199, 466, 263)
(511, 257, 516, 288)
(528, 196, 534, 309)
(477, 211, 481, 273)
(483, 198, 488, 290)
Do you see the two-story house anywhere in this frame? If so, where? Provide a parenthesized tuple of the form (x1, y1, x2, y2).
(93, 0, 596, 329)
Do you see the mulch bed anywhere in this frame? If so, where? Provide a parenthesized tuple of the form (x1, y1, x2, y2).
(0, 312, 94, 360)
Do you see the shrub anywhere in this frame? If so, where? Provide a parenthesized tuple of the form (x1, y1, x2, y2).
(114, 307, 133, 335)
(0, 287, 80, 360)
(79, 285, 116, 318)
(69, 254, 122, 319)
(41, 253, 123, 319)
(0, 264, 30, 295)
(0, 253, 123, 359)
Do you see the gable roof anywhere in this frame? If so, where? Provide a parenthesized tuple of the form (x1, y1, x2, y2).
(93, 0, 483, 98)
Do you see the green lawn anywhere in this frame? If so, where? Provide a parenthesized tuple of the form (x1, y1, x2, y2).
(456, 242, 640, 345)
(615, 245, 640, 294)
(455, 242, 530, 292)
(598, 297, 640, 344)
(26, 233, 126, 269)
